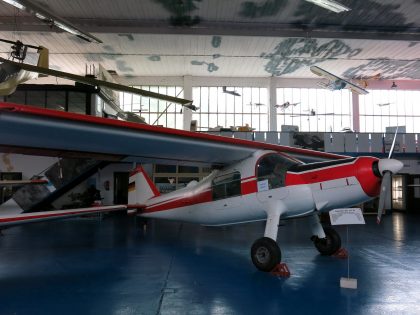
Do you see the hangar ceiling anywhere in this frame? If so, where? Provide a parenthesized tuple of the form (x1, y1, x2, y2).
(0, 0, 420, 81)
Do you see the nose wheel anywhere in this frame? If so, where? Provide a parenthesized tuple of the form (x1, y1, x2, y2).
(251, 237, 281, 272)
(311, 226, 341, 256)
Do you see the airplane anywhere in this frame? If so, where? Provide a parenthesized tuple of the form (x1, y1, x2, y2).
(275, 102, 300, 111)
(0, 179, 47, 187)
(310, 66, 369, 95)
(0, 39, 195, 110)
(247, 102, 265, 107)
(0, 102, 403, 273)
(289, 109, 334, 117)
(377, 103, 392, 107)
(222, 86, 241, 97)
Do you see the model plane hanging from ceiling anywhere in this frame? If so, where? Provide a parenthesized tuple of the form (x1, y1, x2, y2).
(274, 102, 300, 111)
(0, 39, 196, 117)
(310, 66, 369, 95)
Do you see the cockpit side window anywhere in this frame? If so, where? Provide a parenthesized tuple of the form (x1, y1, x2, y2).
(257, 154, 300, 189)
(212, 171, 241, 200)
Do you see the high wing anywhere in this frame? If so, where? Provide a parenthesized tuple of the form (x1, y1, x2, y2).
(0, 57, 192, 106)
(0, 205, 127, 228)
(0, 103, 348, 165)
(310, 66, 368, 95)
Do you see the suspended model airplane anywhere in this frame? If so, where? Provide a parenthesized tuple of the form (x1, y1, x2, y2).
(310, 66, 369, 95)
(0, 103, 403, 272)
(0, 39, 194, 109)
(222, 86, 241, 97)
(275, 102, 300, 111)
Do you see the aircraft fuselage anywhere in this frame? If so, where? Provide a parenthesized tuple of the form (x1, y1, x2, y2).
(139, 151, 381, 226)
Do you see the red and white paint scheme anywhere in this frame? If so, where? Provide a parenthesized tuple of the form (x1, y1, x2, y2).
(129, 150, 402, 272)
(0, 103, 403, 272)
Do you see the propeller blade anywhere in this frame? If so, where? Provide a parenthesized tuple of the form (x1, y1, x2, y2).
(388, 126, 399, 159)
(377, 171, 391, 224)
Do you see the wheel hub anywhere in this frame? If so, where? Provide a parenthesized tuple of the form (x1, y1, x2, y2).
(255, 246, 270, 264)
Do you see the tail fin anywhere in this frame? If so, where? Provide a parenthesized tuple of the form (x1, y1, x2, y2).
(128, 166, 160, 205)
(37, 46, 49, 70)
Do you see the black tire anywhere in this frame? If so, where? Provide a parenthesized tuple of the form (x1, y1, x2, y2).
(251, 237, 281, 272)
(312, 226, 341, 256)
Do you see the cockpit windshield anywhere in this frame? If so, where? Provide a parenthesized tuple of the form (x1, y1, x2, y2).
(257, 153, 301, 189)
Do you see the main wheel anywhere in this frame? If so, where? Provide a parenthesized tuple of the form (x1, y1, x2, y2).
(251, 237, 281, 272)
(312, 226, 341, 256)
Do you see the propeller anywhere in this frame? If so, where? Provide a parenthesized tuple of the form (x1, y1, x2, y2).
(376, 127, 403, 224)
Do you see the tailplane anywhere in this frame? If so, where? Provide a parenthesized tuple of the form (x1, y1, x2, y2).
(128, 166, 160, 205)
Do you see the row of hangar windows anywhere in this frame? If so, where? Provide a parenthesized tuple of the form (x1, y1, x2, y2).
(4, 84, 420, 133)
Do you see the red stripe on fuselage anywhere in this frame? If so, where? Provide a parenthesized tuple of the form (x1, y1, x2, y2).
(241, 178, 257, 195)
(143, 176, 259, 213)
(143, 190, 212, 213)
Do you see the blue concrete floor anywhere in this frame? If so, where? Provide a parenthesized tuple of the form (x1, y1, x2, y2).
(1, 212, 420, 315)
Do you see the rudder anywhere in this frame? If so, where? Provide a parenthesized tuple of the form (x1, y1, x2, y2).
(128, 166, 160, 205)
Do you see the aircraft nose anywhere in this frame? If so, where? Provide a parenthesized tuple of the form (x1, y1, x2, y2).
(378, 158, 404, 175)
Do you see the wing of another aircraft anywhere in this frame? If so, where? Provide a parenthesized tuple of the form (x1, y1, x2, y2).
(0, 179, 47, 187)
(0, 103, 348, 165)
(0, 57, 193, 106)
(310, 66, 368, 95)
(0, 205, 127, 228)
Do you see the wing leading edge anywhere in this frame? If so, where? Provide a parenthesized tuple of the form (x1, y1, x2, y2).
(0, 205, 128, 228)
(0, 103, 349, 165)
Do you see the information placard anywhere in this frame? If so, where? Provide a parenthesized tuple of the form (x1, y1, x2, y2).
(329, 208, 365, 226)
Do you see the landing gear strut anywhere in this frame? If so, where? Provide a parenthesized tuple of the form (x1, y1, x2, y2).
(251, 200, 286, 272)
(312, 226, 341, 256)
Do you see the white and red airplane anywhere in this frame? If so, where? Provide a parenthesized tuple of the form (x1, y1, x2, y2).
(0, 103, 403, 272)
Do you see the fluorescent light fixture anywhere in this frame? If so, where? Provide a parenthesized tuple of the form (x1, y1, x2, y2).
(1, 0, 102, 43)
(305, 0, 351, 13)
(3, 0, 24, 9)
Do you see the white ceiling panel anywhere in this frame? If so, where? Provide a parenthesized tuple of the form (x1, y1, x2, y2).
(0, 0, 419, 82)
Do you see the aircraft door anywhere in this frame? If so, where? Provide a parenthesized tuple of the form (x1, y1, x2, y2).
(256, 154, 294, 203)
(211, 171, 242, 220)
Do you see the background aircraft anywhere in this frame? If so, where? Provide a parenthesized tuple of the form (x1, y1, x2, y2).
(0, 103, 403, 272)
(289, 109, 334, 117)
(222, 86, 241, 97)
(310, 66, 369, 95)
(275, 102, 300, 111)
(0, 179, 47, 187)
(0, 39, 194, 111)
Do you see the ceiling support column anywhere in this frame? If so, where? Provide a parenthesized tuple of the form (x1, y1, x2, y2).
(269, 77, 277, 132)
(352, 92, 360, 132)
(182, 75, 193, 131)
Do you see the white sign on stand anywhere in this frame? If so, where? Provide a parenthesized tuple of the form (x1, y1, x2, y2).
(330, 208, 365, 226)
(329, 208, 365, 290)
